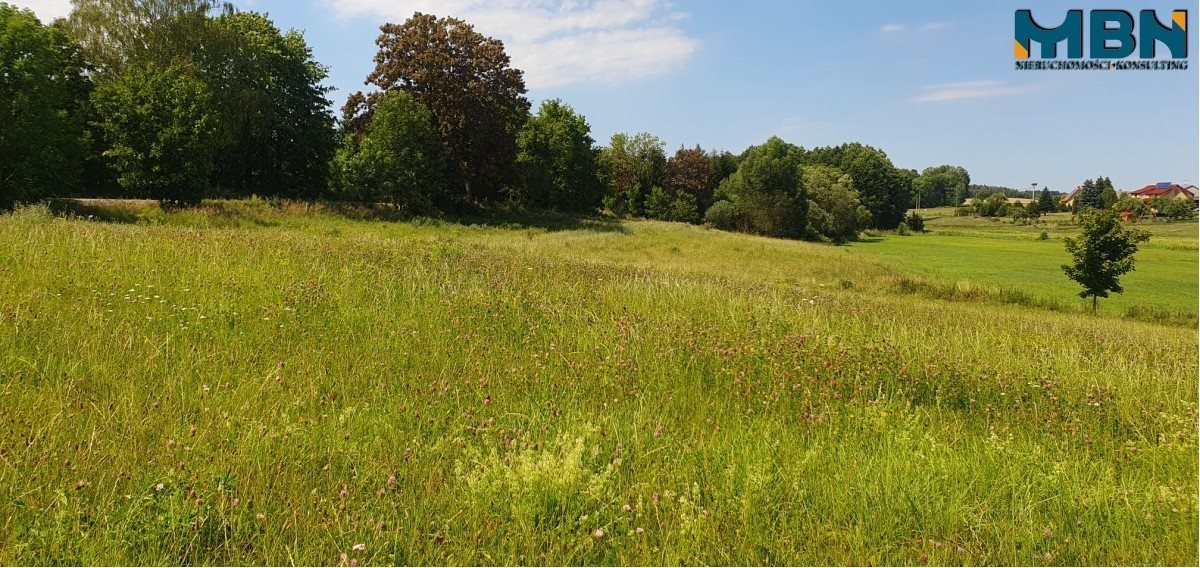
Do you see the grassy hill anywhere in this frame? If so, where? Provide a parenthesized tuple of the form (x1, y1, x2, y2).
(0, 201, 1195, 565)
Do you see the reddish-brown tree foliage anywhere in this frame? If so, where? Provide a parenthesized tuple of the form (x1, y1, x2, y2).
(343, 13, 529, 203)
(664, 146, 712, 204)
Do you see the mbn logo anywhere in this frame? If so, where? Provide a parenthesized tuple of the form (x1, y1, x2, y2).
(1015, 9, 1188, 59)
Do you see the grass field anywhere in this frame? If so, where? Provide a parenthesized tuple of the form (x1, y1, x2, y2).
(0, 201, 1196, 565)
(851, 208, 1198, 320)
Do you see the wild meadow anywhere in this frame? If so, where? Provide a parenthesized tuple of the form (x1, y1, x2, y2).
(0, 201, 1195, 565)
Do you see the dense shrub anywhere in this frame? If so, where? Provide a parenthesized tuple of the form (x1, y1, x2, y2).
(1113, 196, 1149, 219)
(703, 199, 741, 230)
(1149, 197, 1195, 220)
(802, 165, 872, 243)
(904, 211, 925, 232)
(644, 186, 699, 223)
(975, 193, 1010, 217)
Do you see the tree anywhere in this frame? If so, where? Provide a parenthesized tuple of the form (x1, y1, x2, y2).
(90, 63, 217, 203)
(205, 12, 335, 199)
(806, 143, 910, 229)
(1112, 195, 1149, 219)
(1074, 178, 1103, 212)
(1023, 200, 1042, 219)
(1, 4, 89, 208)
(1036, 187, 1056, 213)
(515, 99, 600, 212)
(1149, 196, 1195, 220)
(643, 185, 698, 223)
(975, 192, 1010, 217)
(801, 164, 871, 243)
(67, 2, 336, 199)
(329, 91, 444, 212)
(345, 13, 529, 205)
(707, 150, 740, 198)
(597, 132, 665, 217)
(1062, 210, 1149, 312)
(664, 146, 712, 207)
(912, 165, 970, 208)
(1097, 176, 1118, 209)
(711, 136, 807, 238)
(65, 0, 227, 78)
(905, 211, 925, 232)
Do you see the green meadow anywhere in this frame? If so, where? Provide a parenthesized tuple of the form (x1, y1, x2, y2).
(0, 201, 1196, 565)
(857, 208, 1199, 320)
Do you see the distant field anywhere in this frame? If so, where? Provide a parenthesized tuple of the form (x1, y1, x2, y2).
(0, 201, 1195, 565)
(850, 208, 1198, 319)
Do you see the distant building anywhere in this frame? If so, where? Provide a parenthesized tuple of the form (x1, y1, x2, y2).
(962, 197, 1035, 206)
(1128, 182, 1198, 202)
(1061, 186, 1081, 209)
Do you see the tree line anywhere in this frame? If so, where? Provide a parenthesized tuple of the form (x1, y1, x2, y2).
(965, 176, 1194, 222)
(3, 2, 975, 242)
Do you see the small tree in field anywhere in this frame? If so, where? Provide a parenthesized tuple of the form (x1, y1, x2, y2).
(1062, 210, 1149, 312)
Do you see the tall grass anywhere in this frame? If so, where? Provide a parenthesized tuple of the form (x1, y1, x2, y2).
(0, 204, 1195, 565)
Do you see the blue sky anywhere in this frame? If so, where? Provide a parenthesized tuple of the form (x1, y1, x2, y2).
(15, 0, 1200, 193)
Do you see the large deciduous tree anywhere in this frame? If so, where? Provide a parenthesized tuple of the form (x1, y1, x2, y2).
(664, 146, 712, 207)
(66, 1, 334, 199)
(206, 12, 335, 199)
(807, 143, 911, 229)
(65, 0, 225, 78)
(1062, 210, 1149, 312)
(344, 13, 529, 205)
(1, 4, 89, 208)
(912, 165, 970, 208)
(710, 136, 807, 238)
(515, 99, 601, 212)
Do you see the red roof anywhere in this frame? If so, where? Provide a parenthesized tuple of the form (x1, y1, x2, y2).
(1130, 183, 1196, 197)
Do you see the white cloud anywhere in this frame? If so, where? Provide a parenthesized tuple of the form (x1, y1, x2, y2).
(909, 80, 1038, 103)
(6, 0, 71, 22)
(880, 23, 905, 33)
(323, 0, 699, 89)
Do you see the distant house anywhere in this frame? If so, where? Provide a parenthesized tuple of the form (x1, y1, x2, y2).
(1128, 182, 1198, 202)
(962, 197, 1035, 206)
(1060, 186, 1081, 209)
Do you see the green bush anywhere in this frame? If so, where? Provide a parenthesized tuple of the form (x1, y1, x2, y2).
(704, 200, 742, 230)
(643, 186, 673, 220)
(976, 193, 1010, 217)
(1149, 197, 1195, 221)
(904, 211, 925, 232)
